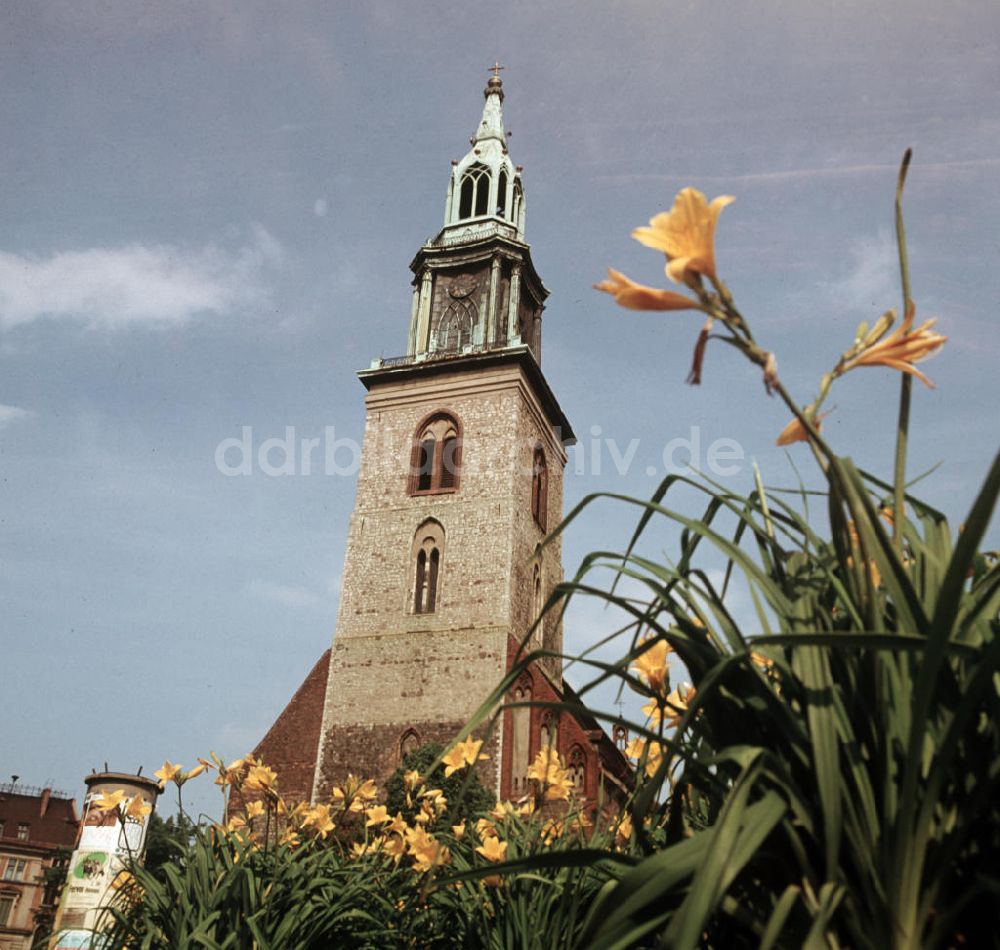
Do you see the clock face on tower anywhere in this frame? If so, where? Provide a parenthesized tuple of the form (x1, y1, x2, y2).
(448, 279, 477, 300)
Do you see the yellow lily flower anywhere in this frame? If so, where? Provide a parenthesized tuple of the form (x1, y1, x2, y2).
(632, 187, 734, 285)
(630, 637, 672, 694)
(475, 834, 507, 862)
(594, 268, 701, 311)
(442, 736, 488, 777)
(93, 789, 127, 812)
(842, 300, 946, 387)
(124, 794, 151, 822)
(153, 761, 183, 789)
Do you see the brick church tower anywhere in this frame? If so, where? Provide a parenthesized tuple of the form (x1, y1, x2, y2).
(256, 70, 630, 806)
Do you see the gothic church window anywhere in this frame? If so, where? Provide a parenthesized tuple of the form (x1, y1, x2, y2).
(532, 563, 545, 644)
(531, 446, 548, 530)
(569, 745, 587, 793)
(540, 711, 558, 750)
(434, 297, 477, 353)
(409, 412, 461, 495)
(458, 164, 490, 219)
(411, 519, 444, 614)
(510, 675, 532, 796)
(497, 170, 508, 217)
(400, 728, 421, 761)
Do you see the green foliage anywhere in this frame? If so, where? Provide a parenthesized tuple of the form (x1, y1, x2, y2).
(102, 811, 622, 949)
(142, 811, 195, 882)
(384, 741, 494, 831)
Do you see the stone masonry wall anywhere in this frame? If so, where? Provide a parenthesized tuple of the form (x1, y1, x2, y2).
(313, 359, 568, 799)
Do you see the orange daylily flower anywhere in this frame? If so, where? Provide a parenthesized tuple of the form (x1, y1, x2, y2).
(476, 834, 508, 862)
(594, 268, 700, 311)
(124, 794, 151, 821)
(632, 187, 735, 285)
(664, 683, 696, 729)
(442, 737, 488, 777)
(630, 637, 672, 694)
(776, 411, 829, 446)
(842, 300, 946, 387)
(93, 789, 127, 812)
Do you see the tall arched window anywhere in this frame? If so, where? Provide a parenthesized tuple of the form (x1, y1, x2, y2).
(458, 164, 490, 219)
(569, 745, 587, 794)
(409, 412, 462, 495)
(510, 674, 532, 796)
(532, 563, 545, 644)
(434, 298, 477, 353)
(531, 446, 548, 530)
(411, 519, 444, 614)
(497, 170, 508, 217)
(400, 728, 421, 761)
(540, 711, 559, 750)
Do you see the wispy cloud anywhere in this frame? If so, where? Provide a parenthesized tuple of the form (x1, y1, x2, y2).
(818, 229, 898, 317)
(0, 226, 282, 330)
(0, 403, 30, 427)
(247, 578, 322, 609)
(599, 156, 1000, 187)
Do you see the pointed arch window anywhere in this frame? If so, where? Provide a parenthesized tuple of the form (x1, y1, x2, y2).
(531, 446, 548, 530)
(458, 164, 491, 220)
(412, 519, 444, 614)
(531, 563, 545, 645)
(434, 298, 477, 353)
(568, 745, 587, 793)
(540, 711, 559, 751)
(409, 412, 462, 495)
(497, 170, 508, 217)
(510, 674, 533, 796)
(400, 728, 421, 761)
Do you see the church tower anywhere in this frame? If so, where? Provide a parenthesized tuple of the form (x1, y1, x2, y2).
(310, 69, 573, 799)
(255, 71, 630, 807)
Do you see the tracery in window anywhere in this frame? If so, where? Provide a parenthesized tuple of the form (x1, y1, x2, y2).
(411, 519, 444, 614)
(409, 412, 462, 495)
(434, 298, 477, 353)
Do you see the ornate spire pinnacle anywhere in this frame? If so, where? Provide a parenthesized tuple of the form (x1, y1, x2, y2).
(474, 62, 506, 145)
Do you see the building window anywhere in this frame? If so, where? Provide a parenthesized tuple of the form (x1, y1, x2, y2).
(458, 164, 490, 219)
(16, 823, 28, 841)
(412, 519, 444, 615)
(0, 820, 5, 838)
(540, 711, 558, 750)
(532, 563, 545, 645)
(569, 746, 587, 793)
(409, 412, 462, 495)
(3, 859, 27, 882)
(510, 675, 532, 796)
(434, 298, 477, 353)
(497, 170, 508, 217)
(531, 446, 548, 530)
(400, 728, 421, 761)
(0, 893, 15, 926)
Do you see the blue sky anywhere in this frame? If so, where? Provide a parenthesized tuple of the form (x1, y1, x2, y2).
(2, 1, 998, 817)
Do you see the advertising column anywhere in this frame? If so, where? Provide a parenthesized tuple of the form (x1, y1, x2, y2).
(50, 771, 161, 949)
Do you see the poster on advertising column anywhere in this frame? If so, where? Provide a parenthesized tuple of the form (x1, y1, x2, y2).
(50, 771, 161, 949)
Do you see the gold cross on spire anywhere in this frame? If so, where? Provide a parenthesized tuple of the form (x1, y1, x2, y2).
(488, 61, 504, 79)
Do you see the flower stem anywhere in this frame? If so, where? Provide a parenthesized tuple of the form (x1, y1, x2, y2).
(892, 149, 914, 554)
